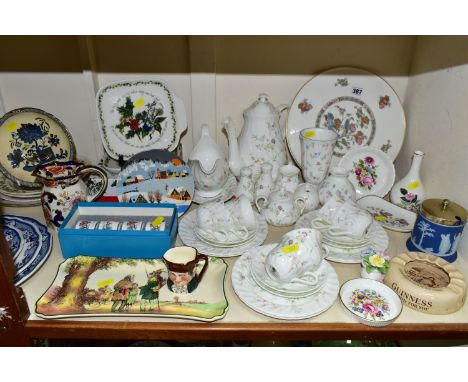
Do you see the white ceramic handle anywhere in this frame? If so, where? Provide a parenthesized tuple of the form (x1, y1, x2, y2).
(327, 227, 355, 237)
(295, 197, 306, 215)
(255, 196, 266, 212)
(321, 245, 330, 260)
(291, 272, 319, 286)
(229, 226, 249, 240)
(310, 218, 330, 230)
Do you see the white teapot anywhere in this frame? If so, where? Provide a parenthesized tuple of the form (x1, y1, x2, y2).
(189, 125, 230, 198)
(256, 187, 305, 226)
(223, 93, 288, 180)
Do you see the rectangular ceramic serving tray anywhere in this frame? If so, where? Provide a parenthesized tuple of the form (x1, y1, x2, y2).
(58, 202, 178, 259)
(35, 256, 228, 322)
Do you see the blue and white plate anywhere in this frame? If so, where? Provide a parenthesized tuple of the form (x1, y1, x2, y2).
(0, 215, 52, 285)
(2, 224, 24, 258)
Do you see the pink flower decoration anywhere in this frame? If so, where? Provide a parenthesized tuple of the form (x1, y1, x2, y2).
(362, 302, 379, 314)
(405, 193, 416, 202)
(362, 176, 374, 186)
(354, 168, 362, 176)
(364, 156, 375, 164)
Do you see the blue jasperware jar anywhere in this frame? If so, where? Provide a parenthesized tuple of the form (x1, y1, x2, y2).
(407, 198, 467, 263)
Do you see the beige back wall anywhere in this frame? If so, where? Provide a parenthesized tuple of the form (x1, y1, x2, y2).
(396, 36, 468, 259)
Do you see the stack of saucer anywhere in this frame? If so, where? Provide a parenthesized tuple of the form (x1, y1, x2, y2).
(250, 251, 328, 298)
(232, 242, 339, 320)
(0, 173, 41, 207)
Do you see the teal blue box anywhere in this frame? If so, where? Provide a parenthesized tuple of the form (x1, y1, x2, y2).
(58, 202, 178, 259)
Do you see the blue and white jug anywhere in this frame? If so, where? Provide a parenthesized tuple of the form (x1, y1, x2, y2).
(407, 198, 467, 263)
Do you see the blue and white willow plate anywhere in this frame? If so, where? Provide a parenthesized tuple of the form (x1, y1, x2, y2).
(0, 215, 52, 285)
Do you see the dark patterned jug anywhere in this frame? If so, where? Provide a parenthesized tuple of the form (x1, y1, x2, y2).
(33, 161, 108, 230)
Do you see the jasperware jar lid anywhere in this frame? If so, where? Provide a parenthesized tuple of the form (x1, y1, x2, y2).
(421, 198, 467, 226)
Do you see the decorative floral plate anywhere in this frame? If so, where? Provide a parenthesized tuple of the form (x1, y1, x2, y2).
(232, 247, 339, 320)
(339, 278, 402, 327)
(286, 67, 405, 169)
(357, 195, 416, 232)
(35, 255, 228, 322)
(193, 174, 237, 205)
(339, 147, 395, 198)
(116, 150, 194, 216)
(0, 215, 52, 285)
(97, 80, 187, 160)
(0, 108, 75, 188)
(178, 209, 268, 258)
(295, 210, 389, 264)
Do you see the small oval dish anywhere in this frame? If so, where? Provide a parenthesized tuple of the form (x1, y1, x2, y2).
(339, 278, 402, 327)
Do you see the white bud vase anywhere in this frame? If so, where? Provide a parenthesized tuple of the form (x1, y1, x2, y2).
(390, 151, 425, 212)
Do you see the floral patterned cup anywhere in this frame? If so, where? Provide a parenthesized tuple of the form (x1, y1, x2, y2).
(265, 228, 328, 284)
(299, 128, 338, 185)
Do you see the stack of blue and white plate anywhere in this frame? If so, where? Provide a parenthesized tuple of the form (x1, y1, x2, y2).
(0, 215, 52, 285)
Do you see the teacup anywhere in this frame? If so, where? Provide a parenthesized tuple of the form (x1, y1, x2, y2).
(265, 228, 328, 284)
(196, 200, 229, 229)
(226, 195, 257, 230)
(312, 199, 372, 240)
(328, 199, 372, 239)
(163, 246, 208, 294)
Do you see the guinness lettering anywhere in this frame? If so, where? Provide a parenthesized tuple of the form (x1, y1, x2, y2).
(391, 282, 433, 311)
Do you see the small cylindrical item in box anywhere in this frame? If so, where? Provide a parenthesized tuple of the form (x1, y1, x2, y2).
(96, 220, 121, 230)
(121, 220, 145, 231)
(75, 220, 99, 230)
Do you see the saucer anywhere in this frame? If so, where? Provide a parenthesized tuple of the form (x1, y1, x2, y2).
(232, 247, 339, 320)
(338, 147, 395, 198)
(249, 244, 327, 298)
(179, 209, 268, 257)
(193, 174, 236, 204)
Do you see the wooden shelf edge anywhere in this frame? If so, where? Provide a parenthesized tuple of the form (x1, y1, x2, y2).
(25, 320, 468, 341)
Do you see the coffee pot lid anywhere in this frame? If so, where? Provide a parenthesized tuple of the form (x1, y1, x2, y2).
(421, 198, 467, 226)
(244, 93, 278, 119)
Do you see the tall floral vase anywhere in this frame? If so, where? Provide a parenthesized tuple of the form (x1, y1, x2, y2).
(390, 150, 425, 212)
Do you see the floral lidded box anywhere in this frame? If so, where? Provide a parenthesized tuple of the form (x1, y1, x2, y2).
(58, 202, 178, 259)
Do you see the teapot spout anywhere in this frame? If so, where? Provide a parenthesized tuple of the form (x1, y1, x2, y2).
(223, 117, 244, 177)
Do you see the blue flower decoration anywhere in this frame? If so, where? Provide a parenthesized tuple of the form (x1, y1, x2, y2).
(47, 134, 60, 147)
(7, 149, 24, 168)
(17, 123, 46, 143)
(143, 123, 152, 132)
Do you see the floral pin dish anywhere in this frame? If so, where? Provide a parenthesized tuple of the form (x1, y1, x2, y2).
(357, 195, 416, 232)
(339, 278, 402, 327)
(339, 147, 395, 198)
